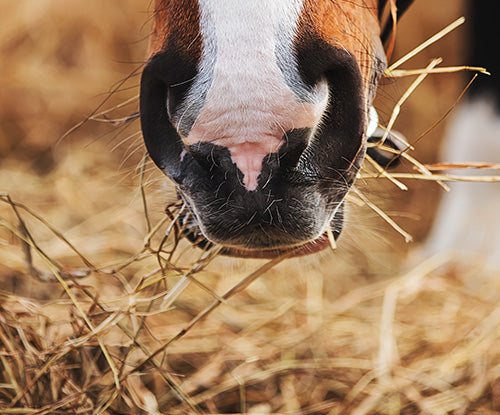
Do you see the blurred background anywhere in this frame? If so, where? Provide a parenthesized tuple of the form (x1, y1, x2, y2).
(2, 1, 500, 414)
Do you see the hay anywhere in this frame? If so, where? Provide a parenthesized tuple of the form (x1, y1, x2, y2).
(2, 2, 500, 414)
(2, 182, 500, 414)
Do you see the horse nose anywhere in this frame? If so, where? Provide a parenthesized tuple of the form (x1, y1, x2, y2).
(186, 142, 225, 172)
(187, 141, 273, 191)
(186, 129, 312, 190)
(279, 129, 310, 168)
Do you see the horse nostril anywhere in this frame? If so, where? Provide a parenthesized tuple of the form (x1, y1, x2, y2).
(184, 130, 314, 190)
(185, 143, 221, 171)
(279, 129, 310, 168)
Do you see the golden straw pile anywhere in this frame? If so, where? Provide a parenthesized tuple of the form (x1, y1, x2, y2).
(1, 3, 500, 414)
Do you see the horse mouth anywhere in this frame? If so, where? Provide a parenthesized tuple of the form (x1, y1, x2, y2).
(177, 204, 341, 259)
(219, 233, 333, 258)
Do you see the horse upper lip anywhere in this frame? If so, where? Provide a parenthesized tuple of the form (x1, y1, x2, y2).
(180, 209, 338, 259)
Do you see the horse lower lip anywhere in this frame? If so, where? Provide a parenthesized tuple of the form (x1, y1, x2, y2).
(180, 219, 332, 258)
(219, 232, 332, 259)
(178, 203, 341, 258)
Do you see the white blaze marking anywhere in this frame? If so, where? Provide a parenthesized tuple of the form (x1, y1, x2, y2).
(184, 0, 329, 190)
